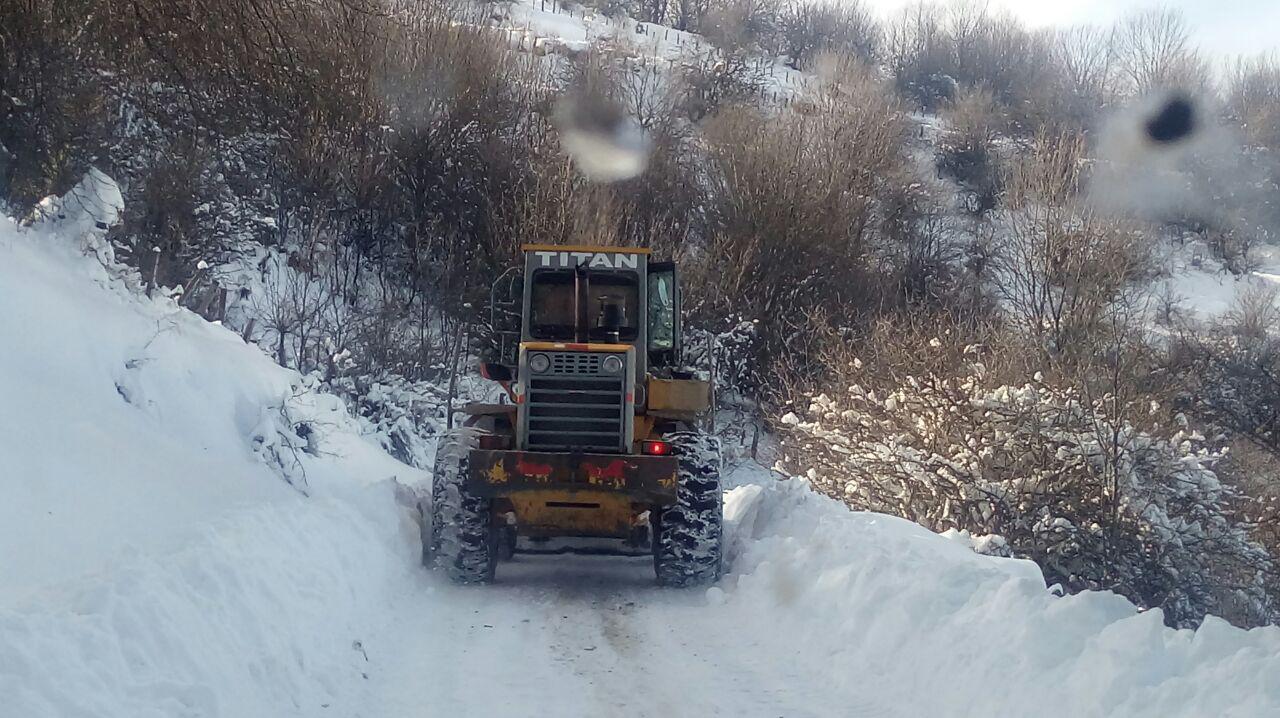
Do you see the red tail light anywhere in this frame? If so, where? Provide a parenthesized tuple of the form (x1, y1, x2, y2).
(642, 440, 671, 456)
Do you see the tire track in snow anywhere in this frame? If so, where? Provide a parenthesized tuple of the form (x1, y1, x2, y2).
(343, 551, 902, 718)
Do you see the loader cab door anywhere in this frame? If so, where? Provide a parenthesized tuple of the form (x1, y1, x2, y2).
(647, 261, 680, 369)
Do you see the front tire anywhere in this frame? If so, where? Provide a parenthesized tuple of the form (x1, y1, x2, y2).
(654, 431, 723, 587)
(430, 427, 497, 583)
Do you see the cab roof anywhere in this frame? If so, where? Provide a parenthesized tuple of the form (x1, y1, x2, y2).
(521, 244, 652, 255)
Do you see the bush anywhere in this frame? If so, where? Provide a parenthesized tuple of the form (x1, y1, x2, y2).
(991, 131, 1150, 362)
(777, 0, 878, 71)
(935, 85, 1003, 214)
(687, 84, 906, 399)
(780, 353, 1276, 628)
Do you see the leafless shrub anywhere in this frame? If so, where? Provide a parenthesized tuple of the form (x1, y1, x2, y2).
(1229, 283, 1280, 341)
(777, 0, 878, 71)
(1115, 7, 1210, 96)
(1225, 55, 1280, 151)
(0, 0, 112, 204)
(884, 1, 1055, 127)
(700, 0, 779, 52)
(676, 41, 771, 121)
(254, 256, 332, 371)
(994, 131, 1150, 363)
(884, 2, 952, 109)
(781, 340, 1275, 628)
(1152, 282, 1188, 329)
(687, 86, 906, 397)
(936, 84, 1004, 214)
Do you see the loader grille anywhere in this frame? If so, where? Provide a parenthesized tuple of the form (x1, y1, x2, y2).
(525, 352, 627, 452)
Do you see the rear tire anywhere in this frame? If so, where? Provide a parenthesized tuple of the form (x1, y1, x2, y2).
(430, 427, 497, 583)
(654, 431, 723, 587)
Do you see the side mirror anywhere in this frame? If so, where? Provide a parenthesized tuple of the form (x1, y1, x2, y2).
(480, 362, 513, 382)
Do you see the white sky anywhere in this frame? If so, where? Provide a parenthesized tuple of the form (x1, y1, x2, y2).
(861, 0, 1280, 61)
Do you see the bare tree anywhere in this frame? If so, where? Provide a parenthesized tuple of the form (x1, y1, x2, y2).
(1042, 24, 1118, 129)
(1115, 7, 1207, 95)
(777, 0, 878, 71)
(613, 59, 678, 130)
(884, 2, 949, 107)
(994, 131, 1149, 362)
(1055, 25, 1117, 99)
(670, 0, 712, 31)
(634, 0, 668, 24)
(1226, 55, 1280, 150)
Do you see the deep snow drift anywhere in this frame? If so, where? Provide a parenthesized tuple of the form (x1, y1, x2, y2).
(3, 177, 1280, 717)
(0, 176, 427, 716)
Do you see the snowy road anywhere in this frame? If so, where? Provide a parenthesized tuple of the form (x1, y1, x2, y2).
(339, 549, 897, 718)
(291, 467, 1280, 718)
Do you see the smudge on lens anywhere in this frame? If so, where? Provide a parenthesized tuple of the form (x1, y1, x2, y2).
(554, 92, 650, 183)
(1145, 95, 1197, 145)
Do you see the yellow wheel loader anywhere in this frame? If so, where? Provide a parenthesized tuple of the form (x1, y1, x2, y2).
(426, 244, 721, 586)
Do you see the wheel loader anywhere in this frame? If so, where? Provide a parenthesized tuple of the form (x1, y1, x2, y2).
(426, 244, 721, 586)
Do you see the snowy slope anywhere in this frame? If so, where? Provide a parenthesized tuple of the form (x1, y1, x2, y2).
(3, 174, 1280, 717)
(1154, 239, 1280, 319)
(495, 0, 814, 103)
(0, 179, 418, 594)
(0, 176, 428, 716)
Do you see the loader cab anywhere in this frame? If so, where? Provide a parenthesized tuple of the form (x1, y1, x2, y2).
(527, 263, 641, 345)
(487, 245, 682, 377)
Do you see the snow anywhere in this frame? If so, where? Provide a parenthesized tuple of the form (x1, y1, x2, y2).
(324, 467, 1280, 718)
(722, 477, 1280, 716)
(1146, 235, 1280, 321)
(0, 201, 415, 595)
(2, 486, 419, 718)
(3, 175, 1280, 716)
(495, 0, 812, 104)
(504, 0, 591, 50)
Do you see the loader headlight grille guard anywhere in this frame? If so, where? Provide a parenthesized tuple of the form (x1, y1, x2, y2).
(601, 355, 623, 375)
(529, 353, 551, 374)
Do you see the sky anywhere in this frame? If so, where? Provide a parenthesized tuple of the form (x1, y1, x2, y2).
(861, 0, 1280, 61)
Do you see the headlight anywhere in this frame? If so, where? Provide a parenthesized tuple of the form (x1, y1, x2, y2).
(601, 355, 623, 375)
(529, 353, 551, 373)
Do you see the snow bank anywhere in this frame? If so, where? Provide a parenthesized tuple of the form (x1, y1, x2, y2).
(1, 484, 418, 718)
(0, 197, 419, 592)
(1, 176, 427, 717)
(721, 470, 1280, 717)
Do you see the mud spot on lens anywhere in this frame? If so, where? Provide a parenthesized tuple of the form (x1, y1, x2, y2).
(1145, 95, 1196, 145)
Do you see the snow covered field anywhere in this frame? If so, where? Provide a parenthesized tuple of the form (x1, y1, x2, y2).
(3, 181, 1280, 717)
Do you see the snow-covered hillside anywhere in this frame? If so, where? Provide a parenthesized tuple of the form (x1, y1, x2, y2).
(4, 175, 1280, 716)
(0, 177, 428, 715)
(493, 0, 815, 104)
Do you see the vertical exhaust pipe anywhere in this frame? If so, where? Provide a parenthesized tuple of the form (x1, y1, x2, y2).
(574, 261, 590, 343)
